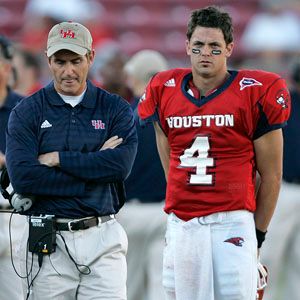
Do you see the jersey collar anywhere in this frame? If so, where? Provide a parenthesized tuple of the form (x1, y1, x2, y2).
(181, 70, 238, 107)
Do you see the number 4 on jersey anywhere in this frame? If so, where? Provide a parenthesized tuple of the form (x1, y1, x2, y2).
(179, 136, 215, 185)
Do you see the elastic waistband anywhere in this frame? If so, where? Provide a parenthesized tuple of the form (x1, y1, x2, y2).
(169, 210, 253, 225)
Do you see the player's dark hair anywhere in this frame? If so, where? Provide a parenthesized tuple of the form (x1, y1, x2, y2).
(0, 35, 14, 60)
(186, 6, 233, 45)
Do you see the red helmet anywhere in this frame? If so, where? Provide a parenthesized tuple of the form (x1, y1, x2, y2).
(257, 262, 268, 300)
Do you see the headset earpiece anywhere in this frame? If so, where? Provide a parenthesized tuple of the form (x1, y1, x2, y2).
(0, 167, 15, 202)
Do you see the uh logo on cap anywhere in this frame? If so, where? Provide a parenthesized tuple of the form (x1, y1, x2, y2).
(60, 29, 75, 39)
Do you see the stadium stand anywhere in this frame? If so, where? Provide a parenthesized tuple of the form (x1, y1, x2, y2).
(0, 0, 27, 38)
(99, 0, 261, 64)
(0, 0, 261, 66)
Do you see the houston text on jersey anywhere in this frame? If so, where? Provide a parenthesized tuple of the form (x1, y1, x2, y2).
(166, 114, 234, 128)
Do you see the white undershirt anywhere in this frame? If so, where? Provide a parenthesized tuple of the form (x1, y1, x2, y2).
(58, 88, 86, 107)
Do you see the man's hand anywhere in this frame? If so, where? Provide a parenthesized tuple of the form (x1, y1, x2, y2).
(100, 136, 123, 151)
(38, 152, 60, 167)
(0, 151, 5, 169)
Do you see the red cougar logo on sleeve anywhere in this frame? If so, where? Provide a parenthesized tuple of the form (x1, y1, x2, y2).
(276, 88, 289, 109)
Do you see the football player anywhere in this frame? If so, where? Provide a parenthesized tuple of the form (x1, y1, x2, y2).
(138, 6, 290, 300)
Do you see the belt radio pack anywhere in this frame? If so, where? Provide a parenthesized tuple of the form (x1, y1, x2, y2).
(29, 215, 56, 254)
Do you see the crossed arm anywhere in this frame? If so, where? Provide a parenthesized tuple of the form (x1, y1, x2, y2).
(38, 136, 123, 167)
(6, 103, 137, 196)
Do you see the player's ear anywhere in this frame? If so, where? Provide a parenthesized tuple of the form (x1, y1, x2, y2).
(186, 39, 191, 56)
(225, 42, 234, 58)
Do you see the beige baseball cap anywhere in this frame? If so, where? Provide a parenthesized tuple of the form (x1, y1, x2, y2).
(46, 21, 93, 57)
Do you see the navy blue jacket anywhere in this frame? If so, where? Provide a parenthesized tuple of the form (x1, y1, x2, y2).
(0, 88, 22, 154)
(125, 97, 166, 202)
(6, 81, 137, 218)
(283, 89, 300, 183)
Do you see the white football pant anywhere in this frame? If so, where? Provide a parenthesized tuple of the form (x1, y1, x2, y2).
(163, 210, 257, 300)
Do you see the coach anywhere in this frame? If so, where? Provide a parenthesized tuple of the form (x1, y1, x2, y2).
(5, 21, 137, 300)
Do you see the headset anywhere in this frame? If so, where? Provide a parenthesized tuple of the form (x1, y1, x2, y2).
(0, 167, 13, 201)
(0, 167, 33, 212)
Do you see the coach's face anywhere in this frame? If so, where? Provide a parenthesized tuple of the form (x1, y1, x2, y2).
(186, 26, 233, 78)
(48, 49, 94, 96)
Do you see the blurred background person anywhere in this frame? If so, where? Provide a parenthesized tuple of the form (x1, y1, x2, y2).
(260, 61, 300, 300)
(239, 4, 300, 297)
(117, 49, 168, 300)
(12, 47, 43, 95)
(241, 0, 300, 75)
(0, 35, 21, 177)
(0, 34, 24, 300)
(91, 40, 133, 102)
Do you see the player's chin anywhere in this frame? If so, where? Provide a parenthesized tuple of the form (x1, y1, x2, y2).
(198, 68, 214, 78)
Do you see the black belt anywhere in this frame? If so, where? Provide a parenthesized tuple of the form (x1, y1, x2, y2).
(56, 216, 114, 232)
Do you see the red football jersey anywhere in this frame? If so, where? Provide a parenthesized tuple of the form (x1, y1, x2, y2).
(138, 68, 291, 221)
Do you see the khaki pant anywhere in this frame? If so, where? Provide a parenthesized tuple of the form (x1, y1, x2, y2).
(18, 218, 128, 300)
(117, 201, 167, 300)
(0, 211, 25, 300)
